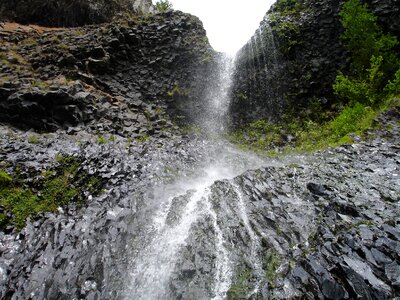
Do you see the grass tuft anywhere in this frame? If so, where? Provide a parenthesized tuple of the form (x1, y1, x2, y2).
(0, 155, 103, 230)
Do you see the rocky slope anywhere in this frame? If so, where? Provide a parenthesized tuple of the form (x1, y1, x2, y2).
(230, 0, 400, 126)
(0, 11, 217, 135)
(1, 100, 399, 299)
(0, 124, 220, 298)
(226, 109, 400, 299)
(0, 0, 154, 27)
(0, 9, 221, 297)
(0, 1, 399, 299)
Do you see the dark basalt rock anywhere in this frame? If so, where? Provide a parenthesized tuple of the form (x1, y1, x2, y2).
(0, 0, 154, 27)
(1, 88, 87, 131)
(0, 106, 399, 299)
(0, 2, 399, 300)
(230, 0, 400, 126)
(0, 11, 219, 133)
(307, 182, 330, 197)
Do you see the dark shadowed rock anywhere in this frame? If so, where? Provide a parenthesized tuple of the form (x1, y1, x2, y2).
(0, 0, 154, 27)
(230, 0, 400, 126)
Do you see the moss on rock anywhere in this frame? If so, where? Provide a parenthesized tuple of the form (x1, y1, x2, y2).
(0, 155, 103, 230)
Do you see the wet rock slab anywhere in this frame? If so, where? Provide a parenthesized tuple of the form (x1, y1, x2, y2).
(0, 125, 221, 299)
(0, 118, 399, 299)
(145, 123, 400, 299)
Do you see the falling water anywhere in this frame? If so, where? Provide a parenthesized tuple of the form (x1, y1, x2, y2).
(123, 145, 270, 299)
(203, 54, 235, 134)
(245, 18, 278, 90)
(205, 195, 232, 299)
(231, 17, 281, 122)
(259, 18, 278, 71)
(231, 183, 265, 296)
(248, 40, 258, 86)
(123, 13, 284, 299)
(127, 187, 209, 299)
(257, 28, 268, 74)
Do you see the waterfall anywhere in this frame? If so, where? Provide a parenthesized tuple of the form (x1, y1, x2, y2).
(260, 18, 278, 71)
(229, 15, 282, 125)
(202, 54, 235, 134)
(205, 195, 232, 300)
(123, 21, 281, 298)
(123, 141, 271, 299)
(126, 187, 210, 299)
(232, 183, 265, 290)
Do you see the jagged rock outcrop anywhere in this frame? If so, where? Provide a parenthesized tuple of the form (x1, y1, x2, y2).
(230, 0, 400, 126)
(0, 125, 220, 299)
(1, 1, 399, 299)
(0, 0, 154, 27)
(1, 106, 398, 299)
(368, 0, 400, 37)
(0, 11, 218, 134)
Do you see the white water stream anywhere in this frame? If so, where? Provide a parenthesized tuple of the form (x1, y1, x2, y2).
(124, 142, 271, 299)
(124, 17, 283, 299)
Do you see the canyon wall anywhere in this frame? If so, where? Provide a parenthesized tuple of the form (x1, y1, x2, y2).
(0, 11, 218, 134)
(230, 0, 400, 127)
(0, 0, 154, 27)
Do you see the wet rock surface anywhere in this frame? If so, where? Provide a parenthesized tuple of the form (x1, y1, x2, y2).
(230, 0, 400, 125)
(0, 3, 399, 300)
(0, 79, 177, 136)
(0, 125, 223, 299)
(166, 116, 400, 299)
(0, 111, 398, 299)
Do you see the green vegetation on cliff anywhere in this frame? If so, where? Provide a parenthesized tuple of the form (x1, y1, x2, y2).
(230, 0, 399, 155)
(338, 0, 399, 78)
(155, 0, 173, 13)
(334, 0, 400, 105)
(273, 0, 305, 16)
(0, 0, 153, 27)
(226, 269, 253, 300)
(229, 101, 379, 155)
(0, 155, 102, 230)
(268, 0, 305, 54)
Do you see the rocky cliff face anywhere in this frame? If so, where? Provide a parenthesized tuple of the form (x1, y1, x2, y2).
(0, 9, 221, 298)
(230, 0, 400, 127)
(0, 0, 154, 27)
(0, 11, 217, 135)
(1, 1, 400, 299)
(1, 106, 399, 299)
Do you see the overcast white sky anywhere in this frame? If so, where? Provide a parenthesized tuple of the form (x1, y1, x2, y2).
(153, 0, 276, 54)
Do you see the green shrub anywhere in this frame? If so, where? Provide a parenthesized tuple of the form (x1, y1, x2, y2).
(335, 0, 400, 106)
(334, 55, 385, 105)
(135, 133, 150, 143)
(273, 19, 300, 40)
(0, 187, 39, 229)
(274, 0, 304, 16)
(166, 85, 188, 97)
(228, 119, 283, 152)
(155, 0, 172, 13)
(264, 250, 282, 289)
(339, 0, 399, 77)
(385, 68, 400, 95)
(96, 135, 107, 144)
(329, 102, 375, 137)
(229, 100, 378, 154)
(28, 134, 41, 144)
(227, 269, 253, 300)
(0, 172, 12, 187)
(270, 16, 301, 53)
